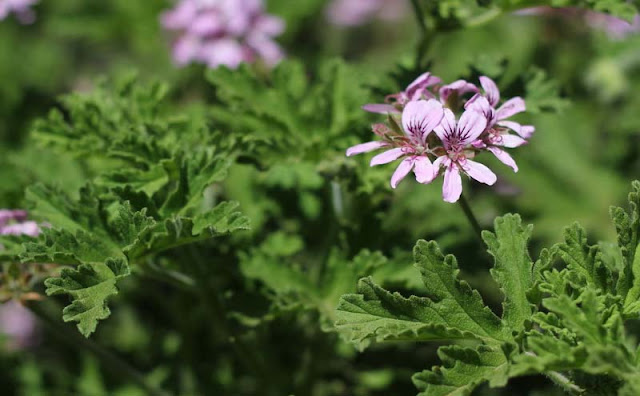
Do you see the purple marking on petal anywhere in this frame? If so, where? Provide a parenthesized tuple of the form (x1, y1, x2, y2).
(401, 100, 444, 143)
(370, 147, 405, 166)
(487, 146, 518, 172)
(501, 134, 527, 148)
(457, 110, 487, 144)
(391, 157, 415, 188)
(346, 141, 388, 156)
(462, 159, 497, 185)
(466, 96, 496, 127)
(479, 76, 500, 107)
(413, 156, 436, 184)
(496, 97, 526, 120)
(433, 108, 457, 144)
(362, 103, 400, 114)
(443, 162, 462, 203)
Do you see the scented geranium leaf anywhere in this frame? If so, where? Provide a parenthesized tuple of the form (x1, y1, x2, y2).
(412, 345, 509, 396)
(483, 214, 534, 331)
(45, 258, 130, 337)
(206, 59, 372, 166)
(510, 334, 587, 377)
(32, 74, 169, 158)
(335, 240, 509, 350)
(611, 181, 640, 310)
(556, 223, 614, 293)
(132, 201, 250, 259)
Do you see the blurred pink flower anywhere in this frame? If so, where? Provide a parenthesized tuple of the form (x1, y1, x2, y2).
(0, 209, 40, 237)
(516, 6, 640, 39)
(326, 0, 408, 26)
(0, 0, 37, 24)
(0, 300, 37, 351)
(161, 0, 285, 69)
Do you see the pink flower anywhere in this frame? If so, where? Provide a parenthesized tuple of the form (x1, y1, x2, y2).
(347, 72, 534, 202)
(0, 300, 37, 351)
(326, 0, 408, 27)
(0, 209, 40, 237)
(161, 0, 285, 69)
(347, 99, 445, 188)
(362, 72, 442, 114)
(0, 0, 37, 24)
(433, 108, 495, 202)
(465, 77, 534, 172)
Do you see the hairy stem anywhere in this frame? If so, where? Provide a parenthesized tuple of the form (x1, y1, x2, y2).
(457, 193, 484, 243)
(27, 302, 169, 396)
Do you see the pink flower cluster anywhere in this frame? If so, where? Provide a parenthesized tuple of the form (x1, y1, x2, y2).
(347, 73, 534, 203)
(0, 209, 39, 236)
(326, 0, 408, 27)
(161, 0, 285, 69)
(0, 0, 37, 24)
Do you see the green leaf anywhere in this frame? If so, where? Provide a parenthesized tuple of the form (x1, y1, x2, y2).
(412, 345, 509, 396)
(524, 67, 570, 114)
(483, 214, 534, 331)
(556, 223, 613, 294)
(611, 181, 640, 308)
(335, 240, 508, 350)
(45, 258, 130, 337)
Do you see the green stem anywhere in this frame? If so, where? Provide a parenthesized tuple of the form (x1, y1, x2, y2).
(27, 302, 169, 396)
(457, 193, 484, 243)
(410, 0, 427, 36)
(410, 0, 431, 69)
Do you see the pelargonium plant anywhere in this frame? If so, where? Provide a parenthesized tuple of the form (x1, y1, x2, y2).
(0, 0, 37, 24)
(347, 73, 534, 202)
(161, 0, 285, 68)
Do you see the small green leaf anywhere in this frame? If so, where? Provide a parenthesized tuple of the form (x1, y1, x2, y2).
(412, 345, 509, 396)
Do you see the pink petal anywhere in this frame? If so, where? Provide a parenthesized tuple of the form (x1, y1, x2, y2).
(466, 96, 496, 126)
(461, 159, 497, 185)
(434, 108, 457, 144)
(402, 100, 444, 143)
(439, 80, 478, 102)
(520, 125, 535, 139)
(501, 134, 527, 148)
(458, 110, 488, 144)
(479, 76, 500, 107)
(346, 141, 388, 156)
(487, 147, 518, 172)
(254, 15, 286, 36)
(362, 104, 400, 114)
(413, 156, 436, 184)
(496, 97, 526, 120)
(370, 148, 405, 166)
(406, 72, 442, 100)
(443, 162, 462, 203)
(391, 158, 415, 188)
(497, 120, 521, 134)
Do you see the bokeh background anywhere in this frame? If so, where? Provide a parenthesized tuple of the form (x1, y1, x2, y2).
(1, 0, 639, 395)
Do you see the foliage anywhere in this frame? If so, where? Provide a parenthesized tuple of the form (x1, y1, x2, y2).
(336, 182, 640, 395)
